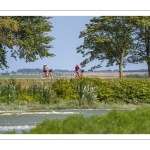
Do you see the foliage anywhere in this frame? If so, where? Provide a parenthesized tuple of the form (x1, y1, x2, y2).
(23, 106, 150, 134)
(0, 16, 55, 70)
(96, 80, 114, 103)
(1, 77, 150, 107)
(0, 78, 54, 104)
(76, 16, 134, 78)
(76, 16, 150, 78)
(126, 16, 150, 77)
(0, 16, 19, 69)
(95, 78, 150, 104)
(26, 79, 54, 104)
(71, 77, 99, 105)
(0, 78, 21, 103)
(18, 94, 34, 101)
(52, 78, 78, 100)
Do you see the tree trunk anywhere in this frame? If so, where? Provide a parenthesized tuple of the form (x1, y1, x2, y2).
(119, 63, 123, 78)
(146, 36, 150, 78)
(119, 53, 124, 78)
(147, 62, 150, 78)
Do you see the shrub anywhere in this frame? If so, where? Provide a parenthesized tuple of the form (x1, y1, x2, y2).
(52, 78, 78, 100)
(72, 77, 98, 105)
(18, 94, 34, 101)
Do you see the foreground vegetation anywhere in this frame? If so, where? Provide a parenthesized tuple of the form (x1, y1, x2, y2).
(1, 77, 150, 111)
(10, 106, 149, 134)
(2, 77, 150, 134)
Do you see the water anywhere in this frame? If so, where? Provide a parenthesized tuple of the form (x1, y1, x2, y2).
(0, 109, 111, 134)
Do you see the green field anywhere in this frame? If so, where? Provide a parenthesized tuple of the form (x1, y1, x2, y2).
(0, 75, 41, 79)
(0, 74, 70, 79)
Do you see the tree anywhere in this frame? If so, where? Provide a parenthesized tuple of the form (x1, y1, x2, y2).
(76, 16, 134, 78)
(0, 16, 55, 70)
(0, 16, 19, 69)
(126, 16, 150, 77)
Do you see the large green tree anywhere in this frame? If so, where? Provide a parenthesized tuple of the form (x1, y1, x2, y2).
(126, 16, 150, 77)
(76, 16, 134, 78)
(0, 16, 55, 70)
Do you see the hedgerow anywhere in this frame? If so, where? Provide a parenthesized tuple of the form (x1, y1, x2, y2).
(1, 77, 150, 106)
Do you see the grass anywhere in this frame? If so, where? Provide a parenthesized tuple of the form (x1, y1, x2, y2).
(21, 106, 150, 134)
(0, 74, 71, 79)
(0, 100, 148, 112)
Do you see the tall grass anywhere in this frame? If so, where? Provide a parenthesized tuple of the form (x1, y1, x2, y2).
(0, 78, 55, 105)
(1, 77, 150, 111)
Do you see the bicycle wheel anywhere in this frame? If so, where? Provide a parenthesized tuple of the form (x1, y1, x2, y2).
(41, 73, 46, 79)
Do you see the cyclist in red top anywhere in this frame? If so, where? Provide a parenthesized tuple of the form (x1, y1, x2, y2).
(75, 65, 81, 75)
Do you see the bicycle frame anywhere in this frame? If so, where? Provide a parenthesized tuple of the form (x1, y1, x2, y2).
(41, 71, 53, 79)
(74, 72, 84, 78)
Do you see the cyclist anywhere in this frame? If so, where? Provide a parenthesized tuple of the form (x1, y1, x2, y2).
(75, 64, 81, 77)
(43, 64, 49, 77)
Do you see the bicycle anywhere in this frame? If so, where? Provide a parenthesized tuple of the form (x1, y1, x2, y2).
(41, 69, 53, 79)
(74, 69, 84, 78)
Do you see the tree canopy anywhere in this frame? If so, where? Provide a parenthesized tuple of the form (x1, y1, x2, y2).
(77, 16, 135, 78)
(0, 16, 19, 69)
(0, 16, 55, 70)
(126, 16, 150, 77)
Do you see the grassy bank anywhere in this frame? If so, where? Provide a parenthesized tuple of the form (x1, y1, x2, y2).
(3, 105, 150, 134)
(19, 106, 150, 134)
(1, 77, 150, 112)
(0, 100, 144, 112)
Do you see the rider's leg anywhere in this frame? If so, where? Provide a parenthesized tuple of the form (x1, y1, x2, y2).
(75, 71, 79, 78)
(43, 71, 47, 78)
(46, 71, 49, 78)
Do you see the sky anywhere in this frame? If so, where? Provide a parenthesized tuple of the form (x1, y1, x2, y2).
(2, 16, 147, 73)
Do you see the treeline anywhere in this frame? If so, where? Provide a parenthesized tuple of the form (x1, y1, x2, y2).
(17, 68, 42, 73)
(15, 68, 148, 73)
(16, 68, 70, 73)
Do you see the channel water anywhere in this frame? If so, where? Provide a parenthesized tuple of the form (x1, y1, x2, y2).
(0, 109, 111, 134)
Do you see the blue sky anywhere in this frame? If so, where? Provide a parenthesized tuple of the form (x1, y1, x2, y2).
(3, 16, 148, 73)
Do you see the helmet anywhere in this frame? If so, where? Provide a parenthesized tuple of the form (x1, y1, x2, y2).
(44, 64, 47, 66)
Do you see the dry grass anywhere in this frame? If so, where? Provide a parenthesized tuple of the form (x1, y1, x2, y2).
(84, 72, 148, 78)
(0, 78, 55, 89)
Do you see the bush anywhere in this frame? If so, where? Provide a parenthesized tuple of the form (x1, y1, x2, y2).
(52, 78, 78, 100)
